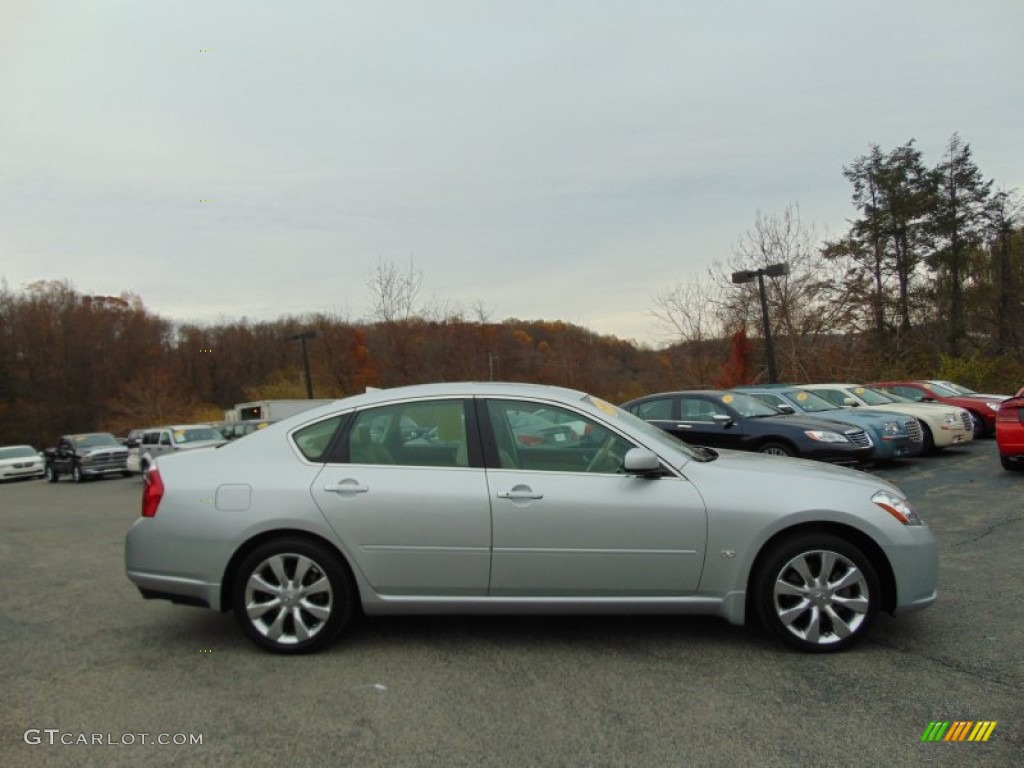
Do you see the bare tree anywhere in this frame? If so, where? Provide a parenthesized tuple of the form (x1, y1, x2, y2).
(367, 256, 423, 324)
(718, 205, 862, 381)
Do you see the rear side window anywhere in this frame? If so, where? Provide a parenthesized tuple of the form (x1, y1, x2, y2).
(634, 398, 673, 420)
(293, 416, 345, 462)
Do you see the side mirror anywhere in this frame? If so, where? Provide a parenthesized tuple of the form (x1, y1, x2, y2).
(776, 404, 795, 414)
(623, 448, 663, 476)
(842, 398, 858, 407)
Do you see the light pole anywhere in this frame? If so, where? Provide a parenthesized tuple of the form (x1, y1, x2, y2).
(731, 263, 789, 383)
(286, 330, 317, 399)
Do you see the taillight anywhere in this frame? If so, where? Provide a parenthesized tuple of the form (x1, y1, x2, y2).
(996, 402, 1022, 422)
(142, 468, 164, 517)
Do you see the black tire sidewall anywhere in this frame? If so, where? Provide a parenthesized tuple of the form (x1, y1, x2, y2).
(232, 538, 355, 654)
(754, 532, 880, 652)
(758, 442, 794, 457)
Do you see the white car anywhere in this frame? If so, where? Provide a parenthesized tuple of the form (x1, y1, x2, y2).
(136, 425, 227, 472)
(801, 384, 974, 453)
(0, 445, 45, 481)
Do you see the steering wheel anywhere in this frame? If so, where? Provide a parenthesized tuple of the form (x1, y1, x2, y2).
(585, 435, 617, 472)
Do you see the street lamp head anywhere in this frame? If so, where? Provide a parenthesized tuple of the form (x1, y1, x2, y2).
(763, 263, 790, 278)
(731, 270, 755, 284)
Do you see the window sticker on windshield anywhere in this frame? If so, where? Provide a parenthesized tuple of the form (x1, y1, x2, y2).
(588, 397, 618, 417)
(796, 392, 808, 401)
(74, 436, 86, 442)
(721, 394, 734, 404)
(855, 388, 866, 394)
(174, 431, 186, 440)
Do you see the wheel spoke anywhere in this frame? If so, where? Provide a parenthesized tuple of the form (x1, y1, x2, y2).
(249, 573, 283, 597)
(292, 608, 311, 641)
(823, 605, 855, 639)
(777, 598, 811, 626)
(265, 608, 287, 641)
(774, 580, 809, 598)
(818, 551, 837, 581)
(831, 593, 869, 615)
(299, 599, 331, 621)
(829, 567, 864, 592)
(292, 556, 313, 585)
(803, 606, 822, 642)
(247, 597, 281, 620)
(300, 575, 331, 597)
(268, 556, 290, 588)
(790, 556, 816, 587)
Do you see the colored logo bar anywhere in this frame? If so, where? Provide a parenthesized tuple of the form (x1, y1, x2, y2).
(921, 721, 997, 742)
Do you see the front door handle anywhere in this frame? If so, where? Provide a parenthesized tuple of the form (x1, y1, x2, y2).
(675, 424, 692, 429)
(324, 480, 369, 495)
(497, 485, 543, 501)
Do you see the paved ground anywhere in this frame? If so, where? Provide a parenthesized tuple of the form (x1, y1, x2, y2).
(1, 440, 1021, 767)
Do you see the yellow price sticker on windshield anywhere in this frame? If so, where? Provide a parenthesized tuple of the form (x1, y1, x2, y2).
(588, 397, 618, 417)
(721, 394, 734, 404)
(174, 431, 186, 440)
(796, 392, 808, 401)
(854, 388, 866, 394)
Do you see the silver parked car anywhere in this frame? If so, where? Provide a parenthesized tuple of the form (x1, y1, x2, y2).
(125, 382, 938, 654)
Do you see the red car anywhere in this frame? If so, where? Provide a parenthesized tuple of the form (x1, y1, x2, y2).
(869, 380, 1003, 438)
(996, 390, 1024, 471)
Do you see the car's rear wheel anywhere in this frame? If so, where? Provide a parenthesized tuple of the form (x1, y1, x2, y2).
(232, 538, 356, 654)
(72, 465, 84, 483)
(45, 464, 59, 483)
(753, 533, 879, 652)
(1001, 455, 1022, 471)
(758, 442, 794, 458)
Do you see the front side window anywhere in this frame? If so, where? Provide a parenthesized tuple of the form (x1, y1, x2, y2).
(347, 400, 470, 468)
(486, 400, 635, 474)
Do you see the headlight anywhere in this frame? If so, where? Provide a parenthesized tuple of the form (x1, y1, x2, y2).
(985, 402, 999, 412)
(883, 420, 900, 435)
(872, 490, 923, 526)
(943, 412, 959, 426)
(804, 430, 849, 444)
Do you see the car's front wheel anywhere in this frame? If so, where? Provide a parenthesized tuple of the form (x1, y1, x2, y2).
(753, 533, 880, 652)
(968, 411, 984, 439)
(232, 538, 356, 654)
(72, 464, 84, 483)
(45, 464, 59, 483)
(758, 442, 795, 458)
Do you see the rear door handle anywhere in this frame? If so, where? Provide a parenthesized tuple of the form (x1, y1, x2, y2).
(675, 424, 692, 429)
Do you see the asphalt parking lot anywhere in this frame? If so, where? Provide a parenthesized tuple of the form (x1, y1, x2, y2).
(1, 440, 1021, 767)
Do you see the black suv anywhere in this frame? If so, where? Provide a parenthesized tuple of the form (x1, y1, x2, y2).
(621, 390, 874, 465)
(44, 433, 131, 482)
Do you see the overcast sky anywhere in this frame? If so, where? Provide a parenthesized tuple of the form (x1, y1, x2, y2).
(2, 1, 1022, 344)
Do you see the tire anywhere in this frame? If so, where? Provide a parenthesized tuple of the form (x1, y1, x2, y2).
(45, 464, 59, 483)
(72, 464, 84, 483)
(758, 442, 795, 458)
(920, 424, 936, 454)
(232, 538, 356, 654)
(968, 412, 984, 439)
(753, 533, 880, 652)
(1002, 455, 1023, 471)
(122, 471, 134, 478)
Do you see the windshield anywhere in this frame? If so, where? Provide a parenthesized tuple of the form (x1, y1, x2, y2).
(782, 390, 836, 413)
(173, 427, 224, 444)
(725, 392, 782, 418)
(0, 446, 37, 460)
(581, 395, 709, 462)
(922, 381, 959, 397)
(73, 434, 120, 448)
(851, 387, 899, 406)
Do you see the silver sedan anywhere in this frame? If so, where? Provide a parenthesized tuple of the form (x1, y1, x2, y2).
(125, 382, 938, 654)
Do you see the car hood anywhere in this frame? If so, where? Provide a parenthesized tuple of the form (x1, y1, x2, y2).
(78, 445, 128, 456)
(759, 413, 865, 433)
(684, 447, 902, 496)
